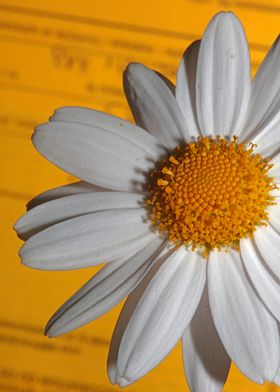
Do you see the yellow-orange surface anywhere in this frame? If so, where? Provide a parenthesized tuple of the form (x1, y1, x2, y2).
(1, 1, 280, 391)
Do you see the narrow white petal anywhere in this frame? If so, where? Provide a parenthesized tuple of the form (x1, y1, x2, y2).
(123, 62, 190, 148)
(33, 121, 157, 192)
(240, 36, 280, 146)
(51, 106, 164, 158)
(208, 249, 279, 382)
(15, 192, 144, 240)
(107, 244, 172, 385)
(183, 287, 231, 392)
(19, 209, 156, 270)
(116, 247, 206, 382)
(196, 12, 250, 137)
(45, 238, 165, 337)
(176, 40, 201, 139)
(241, 238, 280, 321)
(27, 181, 106, 210)
(254, 224, 280, 279)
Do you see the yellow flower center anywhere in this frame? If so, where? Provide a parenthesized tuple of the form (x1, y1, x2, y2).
(147, 136, 277, 256)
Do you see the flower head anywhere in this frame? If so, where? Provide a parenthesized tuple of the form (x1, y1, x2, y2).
(15, 11, 280, 392)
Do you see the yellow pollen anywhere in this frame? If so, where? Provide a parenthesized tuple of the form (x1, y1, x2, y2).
(147, 136, 277, 256)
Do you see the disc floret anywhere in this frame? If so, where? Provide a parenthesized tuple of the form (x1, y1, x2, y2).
(147, 136, 277, 256)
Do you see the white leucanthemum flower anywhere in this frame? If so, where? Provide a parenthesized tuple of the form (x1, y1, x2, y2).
(15, 11, 280, 392)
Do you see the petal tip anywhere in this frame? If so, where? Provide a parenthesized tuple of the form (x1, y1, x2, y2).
(206, 11, 242, 32)
(124, 62, 149, 83)
(32, 125, 46, 150)
(116, 376, 133, 387)
(13, 218, 22, 236)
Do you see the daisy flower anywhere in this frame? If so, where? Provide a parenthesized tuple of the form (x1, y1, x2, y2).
(15, 11, 280, 392)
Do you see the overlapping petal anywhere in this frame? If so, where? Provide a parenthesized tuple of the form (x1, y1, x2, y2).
(113, 247, 206, 384)
(254, 224, 280, 280)
(107, 249, 167, 386)
(240, 36, 280, 155)
(176, 40, 201, 138)
(45, 238, 165, 337)
(196, 12, 250, 138)
(19, 209, 156, 270)
(26, 181, 105, 210)
(241, 238, 280, 322)
(123, 62, 190, 148)
(182, 287, 231, 392)
(51, 106, 165, 158)
(15, 192, 143, 240)
(33, 121, 159, 192)
(208, 249, 279, 383)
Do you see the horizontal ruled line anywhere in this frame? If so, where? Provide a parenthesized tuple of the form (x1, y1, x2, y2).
(0, 188, 32, 201)
(0, 2, 271, 52)
(0, 81, 125, 105)
(0, 3, 198, 40)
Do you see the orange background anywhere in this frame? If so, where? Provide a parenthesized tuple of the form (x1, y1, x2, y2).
(1, 1, 280, 391)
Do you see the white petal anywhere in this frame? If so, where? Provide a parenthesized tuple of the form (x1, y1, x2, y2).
(240, 36, 280, 146)
(33, 121, 157, 192)
(116, 247, 206, 383)
(19, 209, 155, 270)
(208, 249, 279, 382)
(254, 224, 280, 279)
(241, 238, 280, 322)
(196, 12, 250, 138)
(15, 192, 143, 240)
(251, 120, 280, 158)
(26, 181, 106, 210)
(45, 237, 165, 337)
(268, 204, 280, 232)
(107, 243, 171, 385)
(183, 287, 231, 392)
(51, 106, 164, 158)
(275, 358, 280, 385)
(176, 40, 201, 139)
(123, 62, 190, 148)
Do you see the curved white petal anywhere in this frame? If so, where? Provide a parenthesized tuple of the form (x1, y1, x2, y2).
(183, 287, 231, 392)
(51, 106, 164, 158)
(176, 40, 201, 139)
(241, 238, 280, 322)
(116, 247, 206, 383)
(123, 62, 190, 148)
(45, 237, 165, 337)
(196, 12, 250, 138)
(254, 224, 280, 280)
(208, 249, 279, 383)
(241, 36, 280, 146)
(26, 181, 106, 210)
(33, 121, 157, 192)
(19, 209, 156, 270)
(15, 192, 144, 240)
(107, 244, 171, 385)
